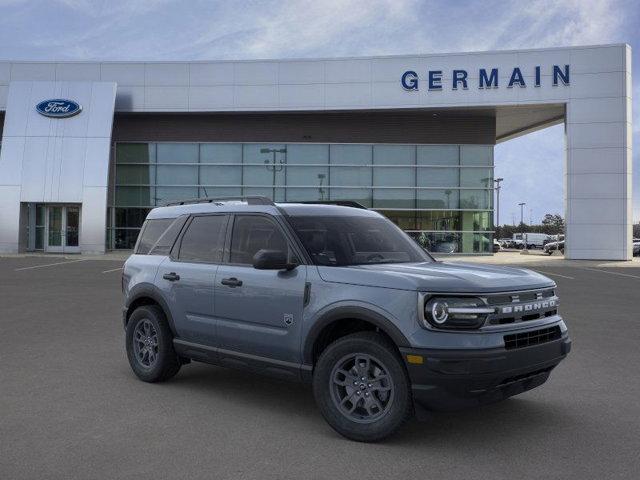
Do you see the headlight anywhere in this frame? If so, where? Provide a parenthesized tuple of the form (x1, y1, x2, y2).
(423, 296, 494, 329)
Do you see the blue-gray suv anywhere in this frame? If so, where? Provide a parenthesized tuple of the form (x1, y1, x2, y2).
(122, 197, 570, 441)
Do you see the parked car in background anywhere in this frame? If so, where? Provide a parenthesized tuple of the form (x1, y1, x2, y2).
(493, 239, 501, 253)
(633, 238, 640, 256)
(513, 233, 553, 249)
(498, 238, 516, 249)
(544, 240, 565, 255)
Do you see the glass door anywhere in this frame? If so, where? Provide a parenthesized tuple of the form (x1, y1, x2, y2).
(47, 206, 64, 253)
(65, 206, 80, 253)
(45, 205, 81, 253)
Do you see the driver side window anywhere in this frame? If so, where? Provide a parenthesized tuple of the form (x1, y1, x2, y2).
(229, 215, 290, 265)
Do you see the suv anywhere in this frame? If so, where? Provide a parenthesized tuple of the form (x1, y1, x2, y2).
(122, 197, 571, 442)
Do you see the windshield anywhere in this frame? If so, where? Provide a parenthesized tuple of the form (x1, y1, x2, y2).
(288, 215, 433, 266)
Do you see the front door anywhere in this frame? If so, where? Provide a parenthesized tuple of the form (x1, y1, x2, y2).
(45, 205, 81, 253)
(214, 214, 307, 363)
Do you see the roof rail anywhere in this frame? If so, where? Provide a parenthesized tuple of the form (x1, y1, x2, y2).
(294, 200, 368, 210)
(165, 196, 275, 207)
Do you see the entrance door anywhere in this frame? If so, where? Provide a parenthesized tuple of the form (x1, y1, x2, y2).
(45, 205, 81, 253)
(46, 206, 64, 253)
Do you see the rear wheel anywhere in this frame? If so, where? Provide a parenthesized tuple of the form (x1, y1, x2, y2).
(126, 305, 181, 382)
(313, 332, 412, 442)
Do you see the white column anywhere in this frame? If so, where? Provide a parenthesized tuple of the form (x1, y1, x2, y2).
(564, 45, 632, 260)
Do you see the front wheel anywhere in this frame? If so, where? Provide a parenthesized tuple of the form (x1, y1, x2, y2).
(313, 332, 412, 442)
(125, 305, 181, 383)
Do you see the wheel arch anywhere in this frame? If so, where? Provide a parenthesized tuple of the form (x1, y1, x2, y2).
(125, 284, 177, 336)
(303, 306, 411, 366)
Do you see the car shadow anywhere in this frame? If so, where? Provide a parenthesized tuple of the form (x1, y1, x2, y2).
(151, 362, 574, 444)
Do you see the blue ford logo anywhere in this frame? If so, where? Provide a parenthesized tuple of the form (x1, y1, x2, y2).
(36, 99, 82, 118)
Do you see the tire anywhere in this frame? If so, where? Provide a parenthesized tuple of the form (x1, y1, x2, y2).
(126, 305, 181, 383)
(313, 332, 412, 442)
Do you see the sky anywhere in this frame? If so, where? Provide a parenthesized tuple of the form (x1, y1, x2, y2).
(0, 0, 637, 225)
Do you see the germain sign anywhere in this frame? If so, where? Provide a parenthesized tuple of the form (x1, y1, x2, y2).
(401, 65, 570, 91)
(36, 99, 82, 118)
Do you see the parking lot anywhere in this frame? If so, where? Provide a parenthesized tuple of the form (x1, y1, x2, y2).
(1, 255, 639, 480)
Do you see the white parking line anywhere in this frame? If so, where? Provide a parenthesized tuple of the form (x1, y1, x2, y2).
(579, 267, 640, 279)
(14, 259, 87, 271)
(102, 267, 123, 274)
(533, 269, 575, 280)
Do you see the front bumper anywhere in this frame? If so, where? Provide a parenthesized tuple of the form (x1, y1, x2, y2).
(400, 333, 571, 411)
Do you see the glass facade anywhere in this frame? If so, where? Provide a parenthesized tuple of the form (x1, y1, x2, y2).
(109, 143, 494, 253)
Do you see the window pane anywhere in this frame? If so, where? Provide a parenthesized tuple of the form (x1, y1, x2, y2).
(179, 215, 228, 263)
(286, 187, 327, 202)
(230, 215, 289, 264)
(155, 186, 198, 205)
(330, 188, 372, 207)
(287, 144, 329, 191)
(461, 145, 493, 165)
(200, 144, 242, 164)
(330, 144, 371, 165)
(115, 208, 150, 228)
(460, 168, 493, 188)
(415, 210, 461, 231)
(373, 189, 414, 209)
(373, 145, 414, 190)
(136, 218, 173, 254)
(460, 189, 492, 209)
(417, 167, 458, 187)
(116, 143, 155, 164)
(115, 186, 155, 207)
(157, 143, 198, 164)
(417, 189, 459, 209)
(200, 166, 242, 186)
(461, 211, 492, 231)
(116, 165, 155, 185)
(113, 229, 140, 250)
(243, 144, 286, 190)
(156, 165, 198, 185)
(417, 146, 459, 165)
(461, 232, 493, 253)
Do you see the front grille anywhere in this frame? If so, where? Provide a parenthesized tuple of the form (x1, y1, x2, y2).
(485, 289, 558, 326)
(503, 326, 561, 350)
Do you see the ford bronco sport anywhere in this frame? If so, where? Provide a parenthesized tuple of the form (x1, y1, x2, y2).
(122, 196, 571, 441)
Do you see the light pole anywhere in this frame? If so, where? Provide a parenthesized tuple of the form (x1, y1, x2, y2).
(261, 147, 287, 201)
(518, 202, 526, 226)
(494, 178, 503, 227)
(518, 202, 527, 252)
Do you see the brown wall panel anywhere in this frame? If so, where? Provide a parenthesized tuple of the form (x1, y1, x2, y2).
(112, 111, 496, 145)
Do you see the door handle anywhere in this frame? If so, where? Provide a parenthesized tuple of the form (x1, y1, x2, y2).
(162, 272, 180, 282)
(221, 277, 243, 287)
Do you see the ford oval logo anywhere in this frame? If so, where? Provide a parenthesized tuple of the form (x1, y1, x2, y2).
(36, 99, 82, 118)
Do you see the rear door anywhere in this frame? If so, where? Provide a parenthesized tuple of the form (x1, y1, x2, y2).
(157, 214, 229, 346)
(214, 214, 307, 363)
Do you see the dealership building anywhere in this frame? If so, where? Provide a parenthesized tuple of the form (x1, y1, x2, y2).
(0, 44, 633, 259)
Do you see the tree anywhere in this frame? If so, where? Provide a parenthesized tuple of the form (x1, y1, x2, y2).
(542, 214, 564, 229)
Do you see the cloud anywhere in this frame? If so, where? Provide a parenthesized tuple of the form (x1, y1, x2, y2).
(0, 0, 637, 221)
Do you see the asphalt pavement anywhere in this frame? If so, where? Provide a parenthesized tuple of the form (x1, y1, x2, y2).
(1, 256, 639, 479)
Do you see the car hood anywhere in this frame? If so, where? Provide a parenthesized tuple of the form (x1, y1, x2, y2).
(316, 261, 554, 293)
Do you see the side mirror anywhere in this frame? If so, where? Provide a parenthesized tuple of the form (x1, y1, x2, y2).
(252, 249, 297, 270)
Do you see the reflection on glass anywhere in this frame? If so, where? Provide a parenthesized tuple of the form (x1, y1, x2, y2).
(48, 207, 63, 247)
(113, 142, 495, 252)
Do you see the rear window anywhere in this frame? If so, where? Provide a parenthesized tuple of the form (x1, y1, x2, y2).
(148, 216, 189, 255)
(135, 218, 174, 254)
